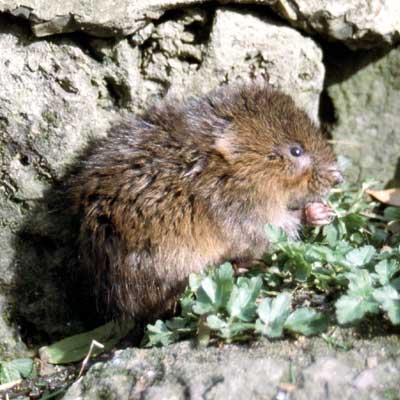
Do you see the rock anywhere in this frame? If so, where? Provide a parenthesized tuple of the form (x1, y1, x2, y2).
(326, 45, 400, 185)
(62, 335, 400, 400)
(0, 0, 265, 38)
(272, 0, 400, 49)
(0, 17, 122, 354)
(2, 0, 400, 50)
(0, 0, 169, 37)
(0, 294, 28, 359)
(138, 7, 324, 121)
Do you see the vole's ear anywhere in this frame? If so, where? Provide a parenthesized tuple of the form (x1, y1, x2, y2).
(209, 111, 237, 162)
(213, 132, 238, 163)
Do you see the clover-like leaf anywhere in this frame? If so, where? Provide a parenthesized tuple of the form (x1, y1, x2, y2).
(193, 263, 234, 315)
(256, 292, 292, 338)
(145, 320, 176, 347)
(227, 277, 262, 321)
(345, 269, 377, 296)
(323, 223, 339, 247)
(375, 259, 400, 286)
(335, 294, 379, 324)
(207, 315, 227, 330)
(373, 285, 400, 325)
(284, 308, 328, 336)
(345, 245, 376, 268)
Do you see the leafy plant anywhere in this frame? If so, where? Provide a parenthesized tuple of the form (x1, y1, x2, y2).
(144, 182, 400, 347)
(143, 264, 328, 347)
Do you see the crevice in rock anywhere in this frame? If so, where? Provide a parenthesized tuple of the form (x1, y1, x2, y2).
(232, 2, 290, 27)
(65, 32, 114, 63)
(104, 76, 132, 109)
(185, 7, 215, 45)
(175, 374, 191, 400)
(0, 12, 33, 36)
(389, 157, 400, 187)
(201, 375, 225, 399)
(142, 6, 215, 51)
(318, 90, 336, 135)
(3, 136, 58, 190)
(321, 39, 393, 87)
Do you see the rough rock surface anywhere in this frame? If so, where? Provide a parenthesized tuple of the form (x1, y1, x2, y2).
(2, 1, 400, 50)
(0, 17, 121, 355)
(272, 0, 400, 49)
(62, 334, 400, 400)
(0, 0, 274, 37)
(326, 45, 400, 184)
(139, 7, 324, 121)
(0, 7, 324, 357)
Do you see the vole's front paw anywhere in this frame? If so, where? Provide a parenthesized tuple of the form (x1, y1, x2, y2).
(304, 202, 335, 226)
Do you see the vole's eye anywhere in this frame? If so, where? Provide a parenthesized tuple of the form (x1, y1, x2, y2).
(290, 146, 304, 157)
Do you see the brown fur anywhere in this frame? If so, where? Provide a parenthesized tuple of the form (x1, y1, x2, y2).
(66, 81, 341, 319)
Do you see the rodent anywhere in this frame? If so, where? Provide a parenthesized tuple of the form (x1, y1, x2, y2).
(66, 80, 343, 319)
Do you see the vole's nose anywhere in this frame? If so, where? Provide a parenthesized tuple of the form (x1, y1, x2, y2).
(329, 168, 344, 186)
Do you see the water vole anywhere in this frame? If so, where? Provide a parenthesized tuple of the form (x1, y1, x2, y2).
(67, 81, 342, 319)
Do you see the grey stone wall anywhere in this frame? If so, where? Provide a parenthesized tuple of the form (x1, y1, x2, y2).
(0, 0, 399, 361)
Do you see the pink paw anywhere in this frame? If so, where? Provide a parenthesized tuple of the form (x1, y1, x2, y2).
(305, 202, 335, 227)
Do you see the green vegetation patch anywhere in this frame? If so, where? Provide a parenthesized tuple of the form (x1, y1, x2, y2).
(143, 182, 400, 346)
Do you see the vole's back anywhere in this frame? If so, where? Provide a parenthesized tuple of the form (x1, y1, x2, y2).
(68, 81, 339, 319)
(68, 99, 231, 318)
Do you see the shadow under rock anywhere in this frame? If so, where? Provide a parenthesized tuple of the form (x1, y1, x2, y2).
(9, 170, 104, 346)
(321, 41, 395, 87)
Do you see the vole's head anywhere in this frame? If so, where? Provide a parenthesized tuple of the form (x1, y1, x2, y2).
(208, 81, 342, 206)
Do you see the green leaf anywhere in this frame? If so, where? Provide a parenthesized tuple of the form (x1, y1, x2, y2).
(335, 294, 380, 324)
(282, 243, 312, 282)
(194, 277, 218, 314)
(6, 358, 34, 379)
(345, 269, 376, 296)
(265, 224, 287, 244)
(375, 259, 400, 286)
(0, 364, 21, 384)
(383, 206, 400, 222)
(165, 317, 194, 332)
(227, 277, 262, 321)
(180, 296, 195, 317)
(40, 319, 135, 363)
(323, 224, 338, 247)
(284, 308, 328, 336)
(189, 273, 203, 291)
(373, 286, 400, 324)
(256, 293, 292, 338)
(217, 322, 254, 341)
(207, 315, 227, 330)
(207, 314, 253, 340)
(390, 276, 400, 291)
(215, 263, 235, 306)
(345, 245, 376, 267)
(291, 259, 312, 282)
(145, 320, 176, 347)
(350, 232, 365, 245)
(193, 263, 234, 315)
(0, 358, 34, 384)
